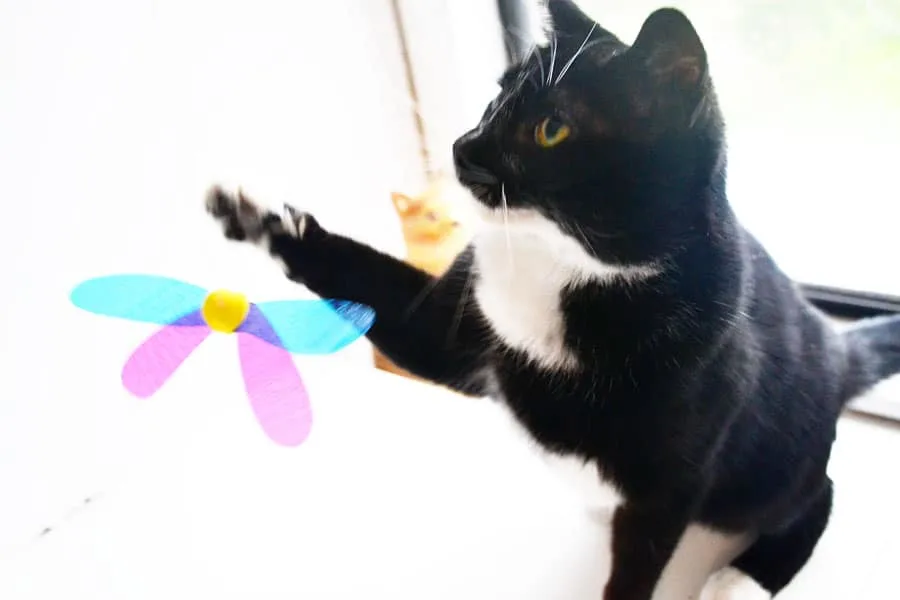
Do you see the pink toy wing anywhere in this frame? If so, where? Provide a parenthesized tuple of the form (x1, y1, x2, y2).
(237, 331, 312, 447)
(122, 319, 211, 398)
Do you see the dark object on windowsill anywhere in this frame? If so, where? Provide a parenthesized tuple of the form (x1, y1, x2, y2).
(802, 284, 900, 320)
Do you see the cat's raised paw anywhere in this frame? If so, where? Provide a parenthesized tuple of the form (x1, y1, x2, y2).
(204, 185, 282, 243)
(204, 185, 319, 247)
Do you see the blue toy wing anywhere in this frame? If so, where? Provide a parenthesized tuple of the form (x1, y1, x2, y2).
(70, 274, 207, 325)
(245, 299, 375, 354)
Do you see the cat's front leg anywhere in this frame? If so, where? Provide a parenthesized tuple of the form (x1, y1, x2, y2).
(204, 186, 491, 395)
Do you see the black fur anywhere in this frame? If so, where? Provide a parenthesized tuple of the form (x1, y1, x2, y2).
(204, 1, 900, 597)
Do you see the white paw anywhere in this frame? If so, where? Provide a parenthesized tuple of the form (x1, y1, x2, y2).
(702, 568, 771, 600)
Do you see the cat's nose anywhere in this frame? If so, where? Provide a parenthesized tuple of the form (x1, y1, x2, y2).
(453, 132, 499, 186)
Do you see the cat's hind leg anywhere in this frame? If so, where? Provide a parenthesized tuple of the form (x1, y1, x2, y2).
(729, 479, 833, 596)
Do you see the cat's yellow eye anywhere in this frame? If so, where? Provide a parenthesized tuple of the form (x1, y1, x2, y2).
(534, 117, 571, 148)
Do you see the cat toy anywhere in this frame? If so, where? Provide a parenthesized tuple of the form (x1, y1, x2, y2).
(70, 274, 375, 446)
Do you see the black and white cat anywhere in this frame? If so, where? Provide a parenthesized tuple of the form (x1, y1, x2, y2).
(203, 2, 900, 598)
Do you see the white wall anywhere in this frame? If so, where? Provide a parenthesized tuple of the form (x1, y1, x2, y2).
(0, 0, 425, 554)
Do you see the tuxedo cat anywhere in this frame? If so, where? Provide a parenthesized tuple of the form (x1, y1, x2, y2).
(203, 2, 900, 598)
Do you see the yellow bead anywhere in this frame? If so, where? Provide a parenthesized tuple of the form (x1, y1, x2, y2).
(201, 289, 250, 333)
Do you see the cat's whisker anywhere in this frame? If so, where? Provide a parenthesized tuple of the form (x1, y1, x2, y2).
(404, 276, 442, 317)
(563, 217, 597, 256)
(532, 44, 546, 88)
(579, 222, 627, 240)
(488, 88, 518, 124)
(572, 222, 599, 256)
(499, 24, 545, 89)
(447, 267, 476, 348)
(529, 44, 546, 88)
(500, 183, 514, 268)
(503, 24, 536, 64)
(518, 52, 542, 91)
(546, 35, 558, 87)
(555, 23, 597, 85)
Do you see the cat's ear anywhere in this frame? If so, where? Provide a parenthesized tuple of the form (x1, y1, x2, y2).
(629, 8, 706, 91)
(546, 0, 610, 41)
(547, 0, 592, 35)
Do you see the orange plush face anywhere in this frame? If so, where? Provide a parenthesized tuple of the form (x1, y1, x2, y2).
(391, 191, 461, 244)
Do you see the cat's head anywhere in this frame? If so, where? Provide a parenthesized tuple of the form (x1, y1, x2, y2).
(453, 1, 725, 266)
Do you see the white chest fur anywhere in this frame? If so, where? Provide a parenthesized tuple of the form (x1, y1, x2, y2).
(472, 210, 657, 370)
(474, 227, 581, 370)
(472, 211, 647, 507)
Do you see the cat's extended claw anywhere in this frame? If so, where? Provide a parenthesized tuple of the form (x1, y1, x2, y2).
(282, 203, 311, 239)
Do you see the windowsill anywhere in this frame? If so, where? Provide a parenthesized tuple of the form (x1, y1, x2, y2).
(1, 363, 899, 599)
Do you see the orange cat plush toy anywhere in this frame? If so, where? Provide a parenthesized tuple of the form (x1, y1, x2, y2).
(373, 178, 472, 378)
(390, 179, 470, 276)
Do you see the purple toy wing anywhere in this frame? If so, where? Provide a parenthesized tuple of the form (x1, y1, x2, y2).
(122, 317, 211, 398)
(236, 331, 312, 447)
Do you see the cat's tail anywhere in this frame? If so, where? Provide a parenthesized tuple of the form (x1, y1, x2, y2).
(842, 315, 900, 401)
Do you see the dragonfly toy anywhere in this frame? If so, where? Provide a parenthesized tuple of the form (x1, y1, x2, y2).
(70, 274, 375, 446)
